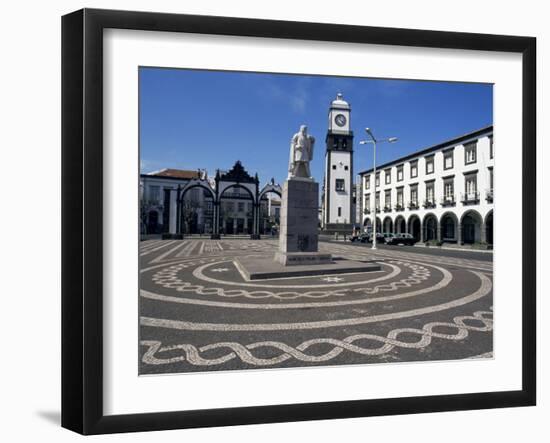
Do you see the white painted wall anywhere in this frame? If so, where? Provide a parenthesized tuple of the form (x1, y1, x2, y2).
(328, 150, 352, 223)
(141, 176, 180, 202)
(0, 1, 546, 443)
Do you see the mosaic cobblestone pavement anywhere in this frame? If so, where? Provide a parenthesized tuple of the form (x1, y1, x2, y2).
(139, 239, 493, 374)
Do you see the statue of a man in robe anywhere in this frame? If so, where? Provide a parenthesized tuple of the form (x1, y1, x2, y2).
(288, 125, 315, 180)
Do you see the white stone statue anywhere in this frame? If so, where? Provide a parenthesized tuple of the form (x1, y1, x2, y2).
(288, 125, 315, 180)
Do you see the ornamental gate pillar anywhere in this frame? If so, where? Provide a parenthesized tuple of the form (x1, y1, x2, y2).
(211, 201, 221, 239)
(251, 202, 260, 239)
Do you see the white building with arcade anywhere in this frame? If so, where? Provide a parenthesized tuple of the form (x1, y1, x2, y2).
(357, 126, 494, 245)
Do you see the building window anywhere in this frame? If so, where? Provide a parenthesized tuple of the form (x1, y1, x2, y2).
(410, 185, 418, 207)
(489, 136, 494, 159)
(425, 182, 434, 203)
(375, 173, 380, 187)
(444, 180, 454, 199)
(443, 178, 454, 204)
(365, 175, 370, 190)
(149, 185, 160, 202)
(410, 161, 418, 178)
(338, 207, 342, 217)
(462, 173, 479, 203)
(385, 169, 391, 185)
(465, 141, 477, 164)
(365, 194, 370, 209)
(335, 179, 345, 191)
(425, 156, 434, 174)
(397, 165, 404, 181)
(444, 150, 454, 170)
(396, 188, 404, 208)
(375, 192, 380, 211)
(487, 168, 494, 202)
(384, 189, 391, 210)
(465, 174, 477, 195)
(332, 165, 336, 170)
(344, 165, 349, 171)
(465, 174, 477, 194)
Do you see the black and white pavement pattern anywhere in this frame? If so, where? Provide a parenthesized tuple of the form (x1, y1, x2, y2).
(139, 239, 493, 374)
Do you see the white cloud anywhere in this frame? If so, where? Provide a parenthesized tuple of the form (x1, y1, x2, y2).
(290, 89, 308, 113)
(259, 76, 311, 114)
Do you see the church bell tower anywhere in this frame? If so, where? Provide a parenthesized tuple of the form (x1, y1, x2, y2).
(323, 93, 354, 228)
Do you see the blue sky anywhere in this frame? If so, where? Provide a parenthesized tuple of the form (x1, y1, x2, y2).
(139, 68, 492, 184)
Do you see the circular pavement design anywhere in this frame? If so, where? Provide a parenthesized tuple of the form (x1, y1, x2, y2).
(138, 239, 493, 373)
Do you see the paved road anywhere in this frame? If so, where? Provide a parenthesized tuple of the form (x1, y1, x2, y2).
(323, 239, 494, 262)
(139, 239, 493, 375)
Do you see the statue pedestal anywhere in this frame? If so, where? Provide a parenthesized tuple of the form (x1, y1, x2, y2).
(273, 251, 333, 266)
(275, 178, 332, 266)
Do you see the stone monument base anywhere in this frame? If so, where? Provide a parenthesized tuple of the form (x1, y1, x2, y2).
(273, 251, 332, 266)
(278, 178, 321, 262)
(235, 255, 381, 281)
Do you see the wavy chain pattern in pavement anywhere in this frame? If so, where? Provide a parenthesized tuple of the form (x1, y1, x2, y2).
(141, 309, 493, 367)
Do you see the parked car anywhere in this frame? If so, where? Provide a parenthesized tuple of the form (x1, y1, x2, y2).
(386, 233, 417, 246)
(382, 232, 394, 244)
(358, 233, 370, 243)
(350, 232, 370, 243)
(349, 233, 360, 242)
(365, 232, 385, 243)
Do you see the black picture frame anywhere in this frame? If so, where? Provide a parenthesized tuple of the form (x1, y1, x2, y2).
(61, 8, 536, 435)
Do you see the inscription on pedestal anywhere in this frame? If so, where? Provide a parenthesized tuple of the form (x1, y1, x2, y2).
(275, 178, 332, 266)
(278, 179, 319, 254)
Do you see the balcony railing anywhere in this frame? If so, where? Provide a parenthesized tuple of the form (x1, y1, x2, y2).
(486, 189, 494, 202)
(422, 199, 436, 209)
(394, 203, 405, 211)
(440, 195, 455, 207)
(363, 208, 371, 215)
(461, 191, 480, 204)
(375, 207, 381, 213)
(383, 205, 392, 213)
(408, 201, 419, 210)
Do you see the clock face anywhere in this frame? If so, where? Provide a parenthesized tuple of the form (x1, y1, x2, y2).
(334, 113, 347, 127)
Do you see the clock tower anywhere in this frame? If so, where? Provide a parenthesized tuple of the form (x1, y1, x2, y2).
(323, 93, 354, 229)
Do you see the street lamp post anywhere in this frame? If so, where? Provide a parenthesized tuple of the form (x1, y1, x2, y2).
(359, 128, 398, 250)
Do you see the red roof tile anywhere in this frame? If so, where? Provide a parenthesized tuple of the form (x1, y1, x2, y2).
(147, 169, 200, 179)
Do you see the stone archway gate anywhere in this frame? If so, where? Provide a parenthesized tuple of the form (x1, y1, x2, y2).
(169, 161, 282, 239)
